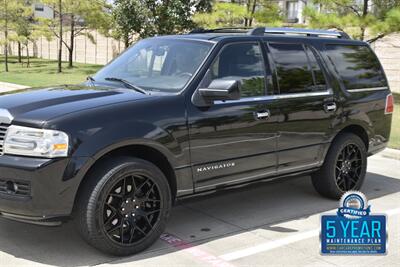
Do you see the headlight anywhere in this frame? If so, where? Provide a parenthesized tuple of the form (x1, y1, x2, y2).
(4, 125, 69, 158)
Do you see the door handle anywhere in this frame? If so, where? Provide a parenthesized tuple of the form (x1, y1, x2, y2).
(324, 102, 337, 112)
(255, 110, 270, 120)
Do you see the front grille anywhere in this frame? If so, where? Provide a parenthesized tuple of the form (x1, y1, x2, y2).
(0, 123, 9, 155)
(0, 179, 31, 197)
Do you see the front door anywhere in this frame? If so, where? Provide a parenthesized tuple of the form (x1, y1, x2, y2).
(187, 41, 279, 191)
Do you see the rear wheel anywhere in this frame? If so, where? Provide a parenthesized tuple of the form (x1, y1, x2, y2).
(311, 133, 367, 199)
(75, 157, 171, 256)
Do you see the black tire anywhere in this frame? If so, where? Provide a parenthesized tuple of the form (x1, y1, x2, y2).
(75, 157, 172, 256)
(311, 133, 367, 199)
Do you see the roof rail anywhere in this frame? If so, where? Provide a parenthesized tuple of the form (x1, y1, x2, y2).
(189, 27, 251, 34)
(248, 27, 351, 39)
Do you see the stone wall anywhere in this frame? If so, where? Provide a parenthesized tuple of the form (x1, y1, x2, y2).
(5, 30, 124, 65)
(372, 34, 400, 93)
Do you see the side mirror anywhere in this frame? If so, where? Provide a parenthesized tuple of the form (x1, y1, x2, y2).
(198, 79, 241, 102)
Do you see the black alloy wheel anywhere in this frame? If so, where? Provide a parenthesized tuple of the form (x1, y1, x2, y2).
(311, 133, 367, 199)
(75, 157, 171, 256)
(335, 143, 363, 191)
(103, 173, 162, 245)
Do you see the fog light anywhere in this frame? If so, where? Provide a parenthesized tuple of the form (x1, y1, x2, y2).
(5, 181, 18, 194)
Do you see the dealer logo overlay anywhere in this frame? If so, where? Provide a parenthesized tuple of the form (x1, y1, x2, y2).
(321, 191, 387, 255)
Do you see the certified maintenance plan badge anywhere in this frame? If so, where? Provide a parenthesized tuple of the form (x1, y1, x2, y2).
(321, 191, 387, 255)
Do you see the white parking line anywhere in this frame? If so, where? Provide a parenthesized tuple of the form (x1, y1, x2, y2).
(219, 207, 400, 262)
(220, 229, 319, 261)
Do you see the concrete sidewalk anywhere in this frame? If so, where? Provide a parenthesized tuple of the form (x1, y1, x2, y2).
(381, 147, 400, 160)
(0, 82, 29, 93)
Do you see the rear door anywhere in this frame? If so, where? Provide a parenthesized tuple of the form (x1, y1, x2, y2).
(188, 41, 279, 191)
(265, 41, 337, 173)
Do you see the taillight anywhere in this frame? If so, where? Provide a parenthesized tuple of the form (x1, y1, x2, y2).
(385, 94, 394, 114)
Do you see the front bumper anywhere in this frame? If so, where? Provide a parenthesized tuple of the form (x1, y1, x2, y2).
(0, 155, 92, 223)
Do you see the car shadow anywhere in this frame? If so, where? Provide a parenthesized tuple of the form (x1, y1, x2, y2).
(0, 171, 399, 266)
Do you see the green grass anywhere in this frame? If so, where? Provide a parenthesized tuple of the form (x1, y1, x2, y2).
(389, 93, 400, 149)
(0, 56, 102, 87)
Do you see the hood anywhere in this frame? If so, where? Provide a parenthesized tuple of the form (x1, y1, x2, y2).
(0, 85, 151, 126)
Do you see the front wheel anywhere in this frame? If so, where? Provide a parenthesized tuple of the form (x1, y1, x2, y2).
(75, 157, 172, 256)
(311, 133, 367, 199)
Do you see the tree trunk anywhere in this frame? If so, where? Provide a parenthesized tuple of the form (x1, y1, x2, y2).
(18, 41, 22, 63)
(68, 15, 75, 68)
(244, 0, 251, 27)
(4, 0, 9, 72)
(57, 0, 63, 73)
(360, 0, 369, 41)
(26, 43, 30, 68)
(124, 33, 130, 49)
(249, 0, 258, 27)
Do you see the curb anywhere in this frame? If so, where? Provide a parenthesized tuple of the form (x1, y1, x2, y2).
(379, 148, 400, 161)
(0, 82, 29, 93)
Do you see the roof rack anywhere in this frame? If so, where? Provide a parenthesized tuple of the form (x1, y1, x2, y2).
(248, 27, 350, 39)
(188, 26, 351, 39)
(189, 27, 251, 34)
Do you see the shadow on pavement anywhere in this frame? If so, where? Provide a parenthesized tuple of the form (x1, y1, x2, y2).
(0, 171, 399, 266)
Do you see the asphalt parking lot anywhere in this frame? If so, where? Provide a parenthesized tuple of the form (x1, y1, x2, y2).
(0, 153, 399, 267)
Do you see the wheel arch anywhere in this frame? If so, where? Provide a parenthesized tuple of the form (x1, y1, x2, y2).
(334, 124, 369, 150)
(72, 143, 178, 214)
(320, 123, 370, 164)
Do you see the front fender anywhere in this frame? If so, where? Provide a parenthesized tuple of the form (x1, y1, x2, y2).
(72, 120, 182, 167)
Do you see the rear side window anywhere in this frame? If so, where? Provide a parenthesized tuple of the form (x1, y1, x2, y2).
(325, 44, 387, 90)
(267, 43, 327, 94)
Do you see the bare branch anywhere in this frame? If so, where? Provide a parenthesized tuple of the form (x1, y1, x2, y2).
(74, 27, 87, 37)
(367, 34, 386, 43)
(62, 39, 70, 49)
(332, 0, 361, 17)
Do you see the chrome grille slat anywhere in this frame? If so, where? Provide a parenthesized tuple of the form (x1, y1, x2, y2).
(0, 123, 9, 156)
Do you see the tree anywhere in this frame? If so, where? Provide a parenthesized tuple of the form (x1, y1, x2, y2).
(304, 0, 400, 43)
(42, 0, 111, 69)
(112, 0, 204, 47)
(253, 1, 283, 26)
(0, 0, 10, 72)
(193, 1, 282, 28)
(193, 2, 247, 28)
(40, 0, 63, 72)
(0, 0, 26, 72)
(13, 1, 37, 66)
(112, 0, 153, 48)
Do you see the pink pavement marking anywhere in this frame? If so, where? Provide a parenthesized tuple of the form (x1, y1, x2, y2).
(160, 233, 236, 267)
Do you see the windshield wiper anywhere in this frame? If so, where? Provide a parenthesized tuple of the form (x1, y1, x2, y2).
(104, 77, 148, 95)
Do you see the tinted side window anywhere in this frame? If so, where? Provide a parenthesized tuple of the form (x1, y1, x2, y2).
(305, 46, 326, 90)
(211, 43, 265, 97)
(325, 44, 387, 90)
(268, 43, 325, 94)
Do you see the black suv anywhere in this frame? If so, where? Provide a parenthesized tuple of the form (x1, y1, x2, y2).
(0, 27, 393, 255)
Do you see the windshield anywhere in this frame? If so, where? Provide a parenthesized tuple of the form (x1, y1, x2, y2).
(94, 38, 213, 93)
